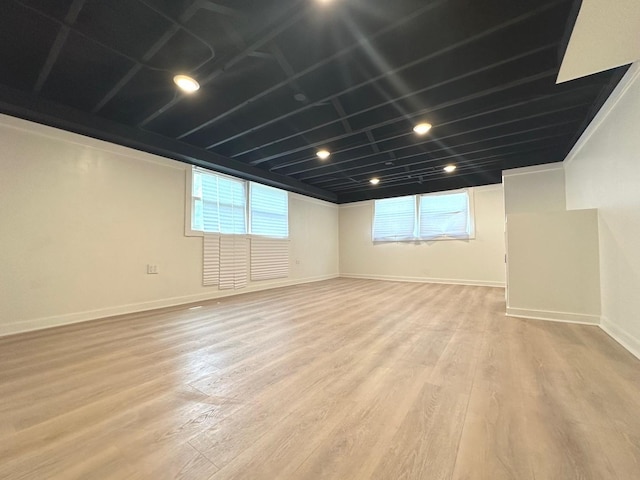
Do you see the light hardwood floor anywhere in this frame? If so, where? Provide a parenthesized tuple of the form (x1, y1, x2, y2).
(1, 278, 639, 479)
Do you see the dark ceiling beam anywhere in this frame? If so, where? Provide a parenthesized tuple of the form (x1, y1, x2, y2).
(138, 0, 228, 53)
(331, 98, 353, 134)
(247, 51, 274, 60)
(326, 144, 567, 192)
(205, 1, 564, 151)
(365, 130, 380, 154)
(16, 0, 216, 108)
(308, 130, 572, 187)
(0, 84, 336, 203)
(197, 0, 244, 18)
(33, 0, 86, 93)
(336, 171, 506, 204)
(308, 132, 570, 188)
(252, 69, 557, 167)
(220, 23, 248, 51)
(311, 144, 570, 193)
(175, 0, 450, 141)
(327, 160, 499, 191)
(138, 1, 308, 128)
(283, 103, 587, 177)
(335, 147, 569, 204)
(92, 0, 217, 114)
(561, 63, 630, 158)
(269, 44, 307, 100)
(558, 0, 583, 66)
(329, 157, 514, 192)
(274, 97, 590, 174)
(239, 43, 559, 162)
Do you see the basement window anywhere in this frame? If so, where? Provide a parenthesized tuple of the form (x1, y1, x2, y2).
(192, 169, 247, 234)
(419, 190, 474, 240)
(372, 195, 416, 241)
(372, 189, 474, 242)
(250, 183, 289, 238)
(187, 166, 289, 238)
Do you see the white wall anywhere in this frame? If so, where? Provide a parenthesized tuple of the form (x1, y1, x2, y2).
(0, 114, 339, 336)
(502, 162, 601, 324)
(338, 185, 505, 287)
(557, 0, 640, 83)
(506, 209, 600, 324)
(564, 62, 640, 358)
(503, 163, 566, 214)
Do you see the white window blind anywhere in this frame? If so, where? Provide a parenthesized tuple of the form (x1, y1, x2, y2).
(250, 183, 289, 238)
(192, 169, 246, 234)
(219, 236, 249, 290)
(250, 237, 289, 281)
(419, 191, 472, 239)
(203, 234, 220, 286)
(373, 195, 416, 241)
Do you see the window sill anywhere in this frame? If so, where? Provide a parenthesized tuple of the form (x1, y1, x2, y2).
(185, 230, 290, 240)
(373, 235, 475, 243)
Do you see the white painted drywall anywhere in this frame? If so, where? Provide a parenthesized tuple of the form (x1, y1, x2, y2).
(503, 163, 566, 215)
(564, 62, 640, 357)
(0, 114, 339, 336)
(558, 0, 640, 83)
(506, 209, 601, 324)
(338, 185, 505, 287)
(502, 162, 602, 324)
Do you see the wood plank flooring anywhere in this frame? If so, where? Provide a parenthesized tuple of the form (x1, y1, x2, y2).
(0, 278, 639, 479)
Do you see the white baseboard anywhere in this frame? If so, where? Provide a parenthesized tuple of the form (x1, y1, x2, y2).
(600, 317, 640, 361)
(0, 273, 339, 337)
(506, 307, 600, 325)
(340, 273, 505, 288)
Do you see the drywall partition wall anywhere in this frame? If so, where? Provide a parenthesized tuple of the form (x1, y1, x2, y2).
(339, 185, 505, 287)
(0, 114, 339, 336)
(506, 209, 601, 324)
(502, 162, 602, 324)
(564, 62, 640, 358)
(503, 163, 566, 214)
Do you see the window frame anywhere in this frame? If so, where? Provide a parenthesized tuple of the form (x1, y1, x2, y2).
(418, 188, 475, 241)
(371, 188, 475, 243)
(249, 182, 290, 239)
(185, 166, 290, 239)
(371, 194, 418, 242)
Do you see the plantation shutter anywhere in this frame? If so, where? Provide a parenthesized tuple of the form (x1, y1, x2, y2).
(250, 237, 289, 281)
(203, 234, 220, 286)
(219, 235, 249, 290)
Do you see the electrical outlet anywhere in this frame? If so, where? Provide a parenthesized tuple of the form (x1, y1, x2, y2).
(147, 264, 159, 274)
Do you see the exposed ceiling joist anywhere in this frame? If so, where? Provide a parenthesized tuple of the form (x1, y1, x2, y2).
(0, 84, 336, 202)
(0, 0, 628, 203)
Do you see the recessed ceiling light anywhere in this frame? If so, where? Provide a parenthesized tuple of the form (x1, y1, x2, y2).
(173, 74, 200, 93)
(370, 178, 380, 185)
(413, 123, 432, 135)
(443, 165, 456, 173)
(316, 149, 331, 160)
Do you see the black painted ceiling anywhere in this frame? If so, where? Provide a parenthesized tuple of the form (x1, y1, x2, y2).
(0, 0, 627, 203)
